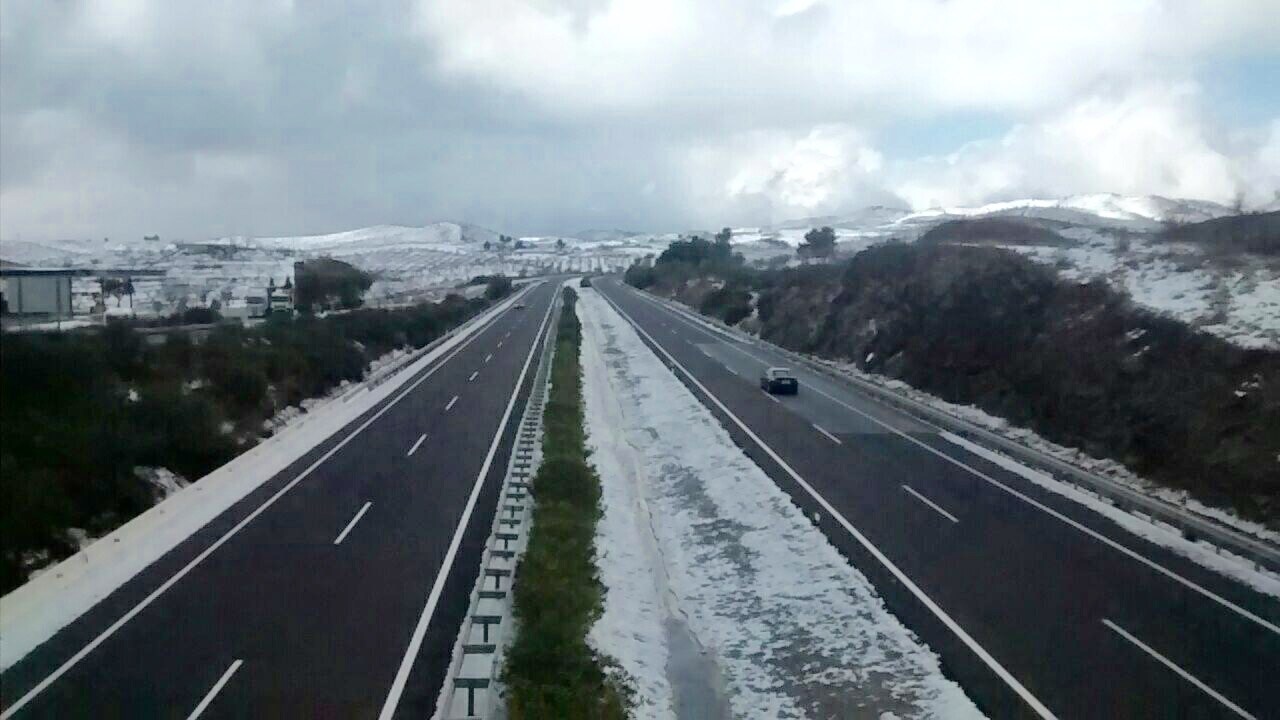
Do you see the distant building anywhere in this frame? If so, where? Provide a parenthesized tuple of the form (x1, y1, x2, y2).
(0, 269, 73, 316)
(0, 267, 165, 320)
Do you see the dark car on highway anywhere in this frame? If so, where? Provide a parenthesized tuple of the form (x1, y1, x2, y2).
(760, 367, 799, 395)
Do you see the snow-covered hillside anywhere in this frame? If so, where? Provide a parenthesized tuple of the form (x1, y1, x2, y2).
(2, 194, 1273, 347)
(739, 194, 1276, 350)
(890, 196, 1276, 350)
(902, 193, 1231, 227)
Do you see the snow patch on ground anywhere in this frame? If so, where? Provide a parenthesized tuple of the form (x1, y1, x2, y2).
(581, 312, 681, 718)
(1003, 229, 1279, 350)
(578, 289, 983, 719)
(137, 466, 189, 499)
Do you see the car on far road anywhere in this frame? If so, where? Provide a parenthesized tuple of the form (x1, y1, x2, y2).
(514, 303, 526, 309)
(760, 367, 799, 395)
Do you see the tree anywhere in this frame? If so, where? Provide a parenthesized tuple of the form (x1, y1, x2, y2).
(99, 275, 131, 307)
(798, 226, 836, 261)
(485, 276, 513, 300)
(294, 258, 373, 312)
(715, 227, 732, 244)
(483, 240, 492, 251)
(556, 238, 566, 251)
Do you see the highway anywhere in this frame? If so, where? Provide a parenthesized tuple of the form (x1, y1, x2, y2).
(0, 281, 560, 719)
(594, 278, 1280, 720)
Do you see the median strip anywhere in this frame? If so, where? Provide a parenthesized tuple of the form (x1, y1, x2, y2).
(502, 287, 633, 718)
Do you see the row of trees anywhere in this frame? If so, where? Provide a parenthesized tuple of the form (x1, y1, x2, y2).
(681, 225, 837, 262)
(482, 236, 574, 252)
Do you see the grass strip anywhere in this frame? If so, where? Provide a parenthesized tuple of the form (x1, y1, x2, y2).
(504, 286, 633, 719)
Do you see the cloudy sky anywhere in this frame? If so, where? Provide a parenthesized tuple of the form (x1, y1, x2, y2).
(2, 0, 1278, 242)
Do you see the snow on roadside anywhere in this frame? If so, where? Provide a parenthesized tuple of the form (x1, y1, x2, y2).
(940, 433, 1280, 599)
(817, 358, 1280, 547)
(578, 288, 983, 719)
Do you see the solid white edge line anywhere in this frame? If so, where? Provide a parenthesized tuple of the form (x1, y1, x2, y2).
(333, 502, 373, 545)
(1101, 619, 1256, 719)
(598, 284, 1058, 720)
(377, 288, 557, 720)
(632, 286, 1280, 637)
(407, 434, 427, 457)
(445, 395, 459, 411)
(813, 423, 843, 445)
(0, 285, 536, 720)
(468, 371, 479, 382)
(185, 659, 243, 720)
(903, 484, 960, 524)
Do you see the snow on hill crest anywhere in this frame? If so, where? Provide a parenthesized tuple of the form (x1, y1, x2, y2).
(900, 193, 1232, 227)
(233, 221, 499, 251)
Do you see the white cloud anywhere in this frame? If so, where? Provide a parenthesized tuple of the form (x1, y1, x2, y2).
(891, 84, 1276, 209)
(671, 83, 1280, 218)
(685, 125, 887, 221)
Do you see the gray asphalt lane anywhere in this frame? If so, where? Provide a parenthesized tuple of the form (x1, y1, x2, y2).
(695, 339, 928, 436)
(597, 278, 1280, 720)
(0, 283, 559, 720)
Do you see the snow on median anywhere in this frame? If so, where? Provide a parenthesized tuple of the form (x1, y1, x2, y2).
(577, 288, 983, 719)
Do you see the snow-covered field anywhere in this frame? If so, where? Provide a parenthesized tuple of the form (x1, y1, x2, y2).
(0, 223, 647, 322)
(578, 288, 982, 719)
(4, 193, 1274, 347)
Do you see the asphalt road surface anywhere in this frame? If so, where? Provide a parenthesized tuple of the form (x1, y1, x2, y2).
(1, 281, 559, 719)
(594, 278, 1280, 720)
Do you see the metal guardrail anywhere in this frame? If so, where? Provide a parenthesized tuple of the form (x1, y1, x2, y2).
(635, 287, 1280, 575)
(434, 289, 560, 720)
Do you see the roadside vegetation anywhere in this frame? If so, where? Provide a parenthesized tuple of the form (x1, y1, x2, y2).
(505, 287, 633, 719)
(294, 257, 374, 311)
(627, 239, 1280, 526)
(0, 280, 513, 593)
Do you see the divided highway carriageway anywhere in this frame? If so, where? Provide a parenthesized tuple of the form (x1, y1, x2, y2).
(1, 282, 559, 720)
